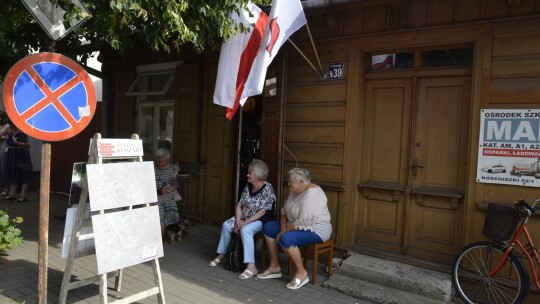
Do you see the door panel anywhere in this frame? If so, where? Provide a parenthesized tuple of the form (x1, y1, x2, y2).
(407, 77, 470, 263)
(357, 76, 470, 264)
(357, 79, 412, 252)
(202, 106, 234, 225)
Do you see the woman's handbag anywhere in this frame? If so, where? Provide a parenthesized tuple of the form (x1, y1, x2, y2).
(225, 232, 244, 272)
(173, 190, 182, 202)
(17, 151, 33, 172)
(17, 162, 33, 172)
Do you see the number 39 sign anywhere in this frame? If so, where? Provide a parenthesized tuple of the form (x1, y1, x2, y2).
(328, 62, 344, 80)
(1, 52, 96, 141)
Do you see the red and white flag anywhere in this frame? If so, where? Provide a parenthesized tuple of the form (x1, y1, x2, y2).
(242, 0, 307, 98)
(212, 2, 268, 120)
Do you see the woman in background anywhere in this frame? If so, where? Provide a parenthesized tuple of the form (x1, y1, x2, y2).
(3, 123, 32, 202)
(154, 148, 181, 242)
(0, 112, 10, 196)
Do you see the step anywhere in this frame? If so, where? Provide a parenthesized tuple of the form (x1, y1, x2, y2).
(323, 273, 447, 304)
(322, 252, 453, 303)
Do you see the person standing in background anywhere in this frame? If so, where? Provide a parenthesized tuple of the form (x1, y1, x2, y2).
(0, 112, 10, 196)
(3, 123, 32, 202)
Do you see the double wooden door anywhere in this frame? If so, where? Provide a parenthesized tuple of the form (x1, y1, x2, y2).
(356, 76, 471, 264)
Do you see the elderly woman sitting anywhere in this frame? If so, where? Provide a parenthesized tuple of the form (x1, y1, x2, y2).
(257, 167, 332, 290)
(208, 159, 276, 280)
(154, 148, 180, 241)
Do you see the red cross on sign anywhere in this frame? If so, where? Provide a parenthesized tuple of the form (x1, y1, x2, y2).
(2, 52, 97, 141)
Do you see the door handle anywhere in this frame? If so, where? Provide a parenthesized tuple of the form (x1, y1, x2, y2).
(411, 159, 423, 176)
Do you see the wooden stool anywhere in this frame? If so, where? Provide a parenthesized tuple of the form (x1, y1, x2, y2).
(259, 235, 334, 285)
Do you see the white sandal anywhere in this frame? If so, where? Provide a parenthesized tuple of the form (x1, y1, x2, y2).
(208, 257, 223, 267)
(238, 269, 257, 279)
(286, 276, 309, 289)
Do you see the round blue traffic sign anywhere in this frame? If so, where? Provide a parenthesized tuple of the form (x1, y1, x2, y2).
(2, 52, 96, 141)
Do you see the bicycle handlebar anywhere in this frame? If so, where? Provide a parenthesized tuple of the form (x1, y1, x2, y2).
(515, 199, 536, 215)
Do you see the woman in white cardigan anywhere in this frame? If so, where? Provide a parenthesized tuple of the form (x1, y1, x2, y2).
(257, 167, 332, 290)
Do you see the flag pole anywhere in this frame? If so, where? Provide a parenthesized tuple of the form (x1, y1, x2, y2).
(305, 22, 324, 74)
(287, 38, 324, 79)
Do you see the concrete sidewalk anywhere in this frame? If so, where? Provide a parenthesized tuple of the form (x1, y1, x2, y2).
(0, 192, 370, 304)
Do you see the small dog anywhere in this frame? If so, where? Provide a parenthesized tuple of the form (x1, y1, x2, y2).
(163, 218, 190, 244)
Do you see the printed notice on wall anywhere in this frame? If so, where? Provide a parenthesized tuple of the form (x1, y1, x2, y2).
(477, 109, 540, 187)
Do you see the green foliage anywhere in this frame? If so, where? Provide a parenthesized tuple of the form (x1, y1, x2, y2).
(0, 209, 23, 254)
(0, 0, 271, 79)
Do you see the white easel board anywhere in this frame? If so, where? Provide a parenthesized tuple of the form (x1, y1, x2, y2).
(92, 205, 163, 274)
(86, 161, 158, 211)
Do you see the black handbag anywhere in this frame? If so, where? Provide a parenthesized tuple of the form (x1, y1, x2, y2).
(17, 162, 33, 172)
(17, 150, 33, 172)
(224, 232, 244, 272)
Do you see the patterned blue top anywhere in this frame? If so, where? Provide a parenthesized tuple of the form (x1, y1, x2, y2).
(225, 182, 276, 228)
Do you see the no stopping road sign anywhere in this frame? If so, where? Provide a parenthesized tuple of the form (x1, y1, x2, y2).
(1, 52, 96, 141)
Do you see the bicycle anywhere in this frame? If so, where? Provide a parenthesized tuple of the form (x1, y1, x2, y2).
(452, 199, 540, 304)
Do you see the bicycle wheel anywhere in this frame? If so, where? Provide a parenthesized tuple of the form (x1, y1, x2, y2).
(452, 241, 529, 304)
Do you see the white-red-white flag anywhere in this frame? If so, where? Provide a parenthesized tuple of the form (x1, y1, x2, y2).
(242, 0, 307, 98)
(212, 2, 268, 120)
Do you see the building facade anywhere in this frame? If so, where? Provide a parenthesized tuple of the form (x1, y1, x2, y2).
(100, 0, 540, 278)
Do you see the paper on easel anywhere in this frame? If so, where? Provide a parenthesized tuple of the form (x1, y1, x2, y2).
(91, 138, 144, 158)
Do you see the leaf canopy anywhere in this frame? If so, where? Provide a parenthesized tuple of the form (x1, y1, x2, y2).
(0, 0, 270, 78)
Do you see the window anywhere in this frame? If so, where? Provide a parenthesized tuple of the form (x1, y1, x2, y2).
(129, 62, 180, 160)
(368, 46, 473, 72)
(421, 47, 473, 68)
(369, 52, 414, 71)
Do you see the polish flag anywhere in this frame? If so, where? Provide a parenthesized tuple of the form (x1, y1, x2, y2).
(212, 2, 268, 120)
(242, 0, 307, 98)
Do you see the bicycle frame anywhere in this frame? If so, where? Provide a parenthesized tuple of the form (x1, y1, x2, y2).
(486, 209, 540, 291)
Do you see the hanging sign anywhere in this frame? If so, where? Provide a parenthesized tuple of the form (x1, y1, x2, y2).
(1, 52, 96, 141)
(477, 109, 540, 187)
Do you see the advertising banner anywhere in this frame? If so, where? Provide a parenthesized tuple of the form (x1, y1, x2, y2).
(477, 109, 540, 187)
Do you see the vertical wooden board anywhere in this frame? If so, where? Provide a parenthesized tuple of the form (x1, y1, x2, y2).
(343, 7, 364, 35)
(387, 3, 409, 31)
(454, 0, 482, 22)
(482, 0, 509, 19)
(174, 64, 201, 166)
(427, 0, 454, 25)
(509, 0, 536, 15)
(202, 103, 234, 224)
(114, 68, 136, 138)
(363, 5, 387, 33)
(409, 0, 428, 28)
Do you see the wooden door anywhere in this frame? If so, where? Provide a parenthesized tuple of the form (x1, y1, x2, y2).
(357, 78, 413, 253)
(202, 104, 235, 225)
(406, 76, 470, 263)
(357, 76, 470, 264)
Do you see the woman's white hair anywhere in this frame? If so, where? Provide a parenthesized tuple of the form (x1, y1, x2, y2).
(288, 167, 311, 183)
(156, 148, 171, 160)
(248, 159, 269, 180)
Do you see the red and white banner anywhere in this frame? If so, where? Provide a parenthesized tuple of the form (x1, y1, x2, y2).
(212, 2, 268, 120)
(243, 0, 306, 98)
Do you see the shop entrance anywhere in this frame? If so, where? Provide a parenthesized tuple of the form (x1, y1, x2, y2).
(356, 75, 471, 265)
